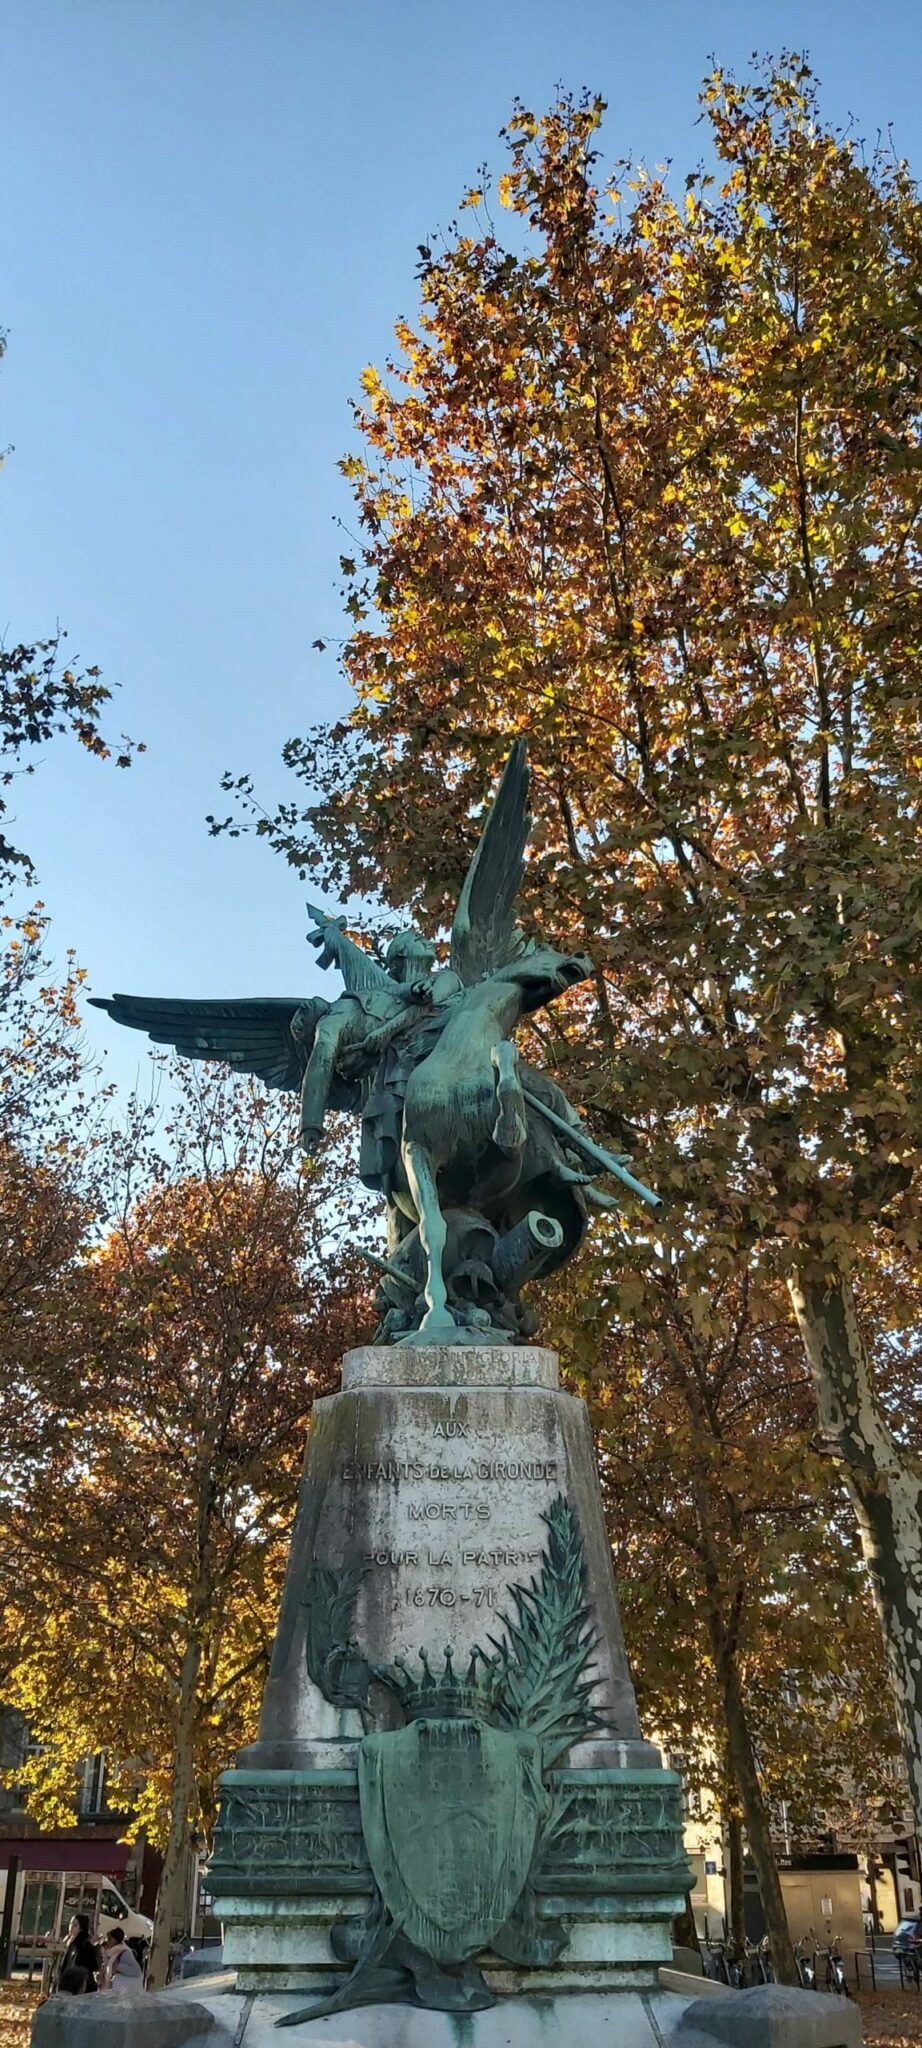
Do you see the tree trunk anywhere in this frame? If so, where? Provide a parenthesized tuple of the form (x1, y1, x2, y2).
(713, 1633, 799, 1984)
(672, 1893, 701, 1960)
(146, 1635, 202, 1991)
(789, 1267, 922, 1828)
(725, 1800, 746, 1951)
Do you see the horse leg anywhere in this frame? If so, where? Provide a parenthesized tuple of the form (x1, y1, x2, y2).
(298, 1012, 349, 1154)
(402, 1139, 454, 1334)
(491, 1040, 527, 1155)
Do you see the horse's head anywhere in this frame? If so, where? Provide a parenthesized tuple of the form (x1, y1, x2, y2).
(508, 946, 593, 1013)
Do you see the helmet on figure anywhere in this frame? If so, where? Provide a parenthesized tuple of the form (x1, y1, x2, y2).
(386, 930, 436, 984)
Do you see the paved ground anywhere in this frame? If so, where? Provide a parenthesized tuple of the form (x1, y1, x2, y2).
(860, 1953, 922, 1994)
(0, 1980, 41, 2048)
(859, 1987, 922, 2045)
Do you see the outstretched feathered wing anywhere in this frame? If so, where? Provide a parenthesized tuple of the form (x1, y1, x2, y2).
(450, 740, 532, 987)
(89, 993, 312, 1094)
(306, 905, 402, 997)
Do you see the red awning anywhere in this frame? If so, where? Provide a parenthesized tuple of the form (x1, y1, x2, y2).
(0, 1840, 128, 1876)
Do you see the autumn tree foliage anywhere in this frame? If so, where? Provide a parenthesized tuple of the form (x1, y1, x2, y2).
(221, 57, 922, 1847)
(3, 1068, 371, 1987)
(0, 327, 138, 891)
(565, 1244, 904, 1961)
(0, 908, 110, 1533)
(0, 637, 136, 888)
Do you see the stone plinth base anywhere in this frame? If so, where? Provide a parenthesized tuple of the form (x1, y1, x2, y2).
(211, 1342, 683, 1999)
(210, 1344, 691, 2005)
(211, 1761, 688, 1992)
(34, 1977, 861, 2048)
(240, 1343, 648, 1766)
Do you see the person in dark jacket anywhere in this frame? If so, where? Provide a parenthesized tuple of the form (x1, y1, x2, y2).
(60, 1913, 99, 1992)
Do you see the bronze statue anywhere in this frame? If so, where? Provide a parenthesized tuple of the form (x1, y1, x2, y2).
(92, 743, 658, 1344)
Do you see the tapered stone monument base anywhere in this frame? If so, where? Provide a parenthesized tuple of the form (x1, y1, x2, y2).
(32, 1348, 861, 2048)
(210, 1344, 688, 2001)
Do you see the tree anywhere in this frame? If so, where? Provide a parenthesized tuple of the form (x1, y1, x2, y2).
(4, 1067, 371, 1986)
(558, 1238, 902, 1973)
(217, 58, 922, 1834)
(0, 907, 111, 1537)
(0, 328, 139, 892)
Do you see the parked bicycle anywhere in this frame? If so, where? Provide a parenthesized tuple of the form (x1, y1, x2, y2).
(816, 1936, 848, 1996)
(705, 1937, 741, 1986)
(704, 1936, 771, 1988)
(795, 1936, 816, 1990)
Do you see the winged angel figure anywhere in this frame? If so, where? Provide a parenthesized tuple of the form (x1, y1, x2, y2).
(93, 744, 657, 1345)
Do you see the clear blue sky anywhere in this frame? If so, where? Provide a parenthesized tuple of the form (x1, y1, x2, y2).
(3, 0, 920, 1100)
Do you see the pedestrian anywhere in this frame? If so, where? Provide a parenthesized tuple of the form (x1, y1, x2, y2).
(57, 1969, 88, 1995)
(59, 1913, 100, 1992)
(100, 1926, 144, 1994)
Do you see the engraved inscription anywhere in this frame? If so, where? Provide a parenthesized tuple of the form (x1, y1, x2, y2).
(340, 1458, 558, 1485)
(408, 1501, 490, 1524)
(397, 1583, 499, 1610)
(332, 1397, 566, 1665)
(461, 1546, 542, 1568)
(342, 1460, 423, 1484)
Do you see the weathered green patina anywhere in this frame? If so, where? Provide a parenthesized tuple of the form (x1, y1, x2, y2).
(359, 1720, 545, 1962)
(91, 744, 658, 1345)
(220, 1494, 688, 2026)
(209, 1773, 367, 1893)
(208, 1766, 690, 1905)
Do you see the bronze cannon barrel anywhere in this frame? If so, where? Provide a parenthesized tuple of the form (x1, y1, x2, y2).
(490, 1211, 564, 1296)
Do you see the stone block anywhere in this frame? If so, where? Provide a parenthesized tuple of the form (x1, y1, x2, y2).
(213, 1346, 690, 2002)
(31, 1991, 217, 2047)
(113, 1983, 865, 2046)
(243, 1370, 644, 1765)
(211, 1765, 688, 1991)
(672, 1982, 863, 2047)
(660, 1967, 731, 1998)
(178, 1949, 225, 1979)
(161, 1987, 672, 2045)
(340, 1343, 560, 1389)
(672, 1945, 705, 1976)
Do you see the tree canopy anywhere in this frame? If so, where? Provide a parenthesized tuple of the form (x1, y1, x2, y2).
(2, 1064, 371, 1981)
(0, 329, 139, 893)
(216, 49, 922, 1875)
(5, 55, 921, 1975)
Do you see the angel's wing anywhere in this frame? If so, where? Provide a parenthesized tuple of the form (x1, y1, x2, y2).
(88, 993, 311, 1093)
(450, 740, 532, 987)
(306, 905, 401, 997)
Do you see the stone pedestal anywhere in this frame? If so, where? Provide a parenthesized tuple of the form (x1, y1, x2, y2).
(33, 1976, 862, 2048)
(209, 1345, 689, 1998)
(32, 1358, 859, 2045)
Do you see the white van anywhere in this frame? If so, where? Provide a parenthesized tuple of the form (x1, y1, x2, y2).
(1, 1867, 152, 1964)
